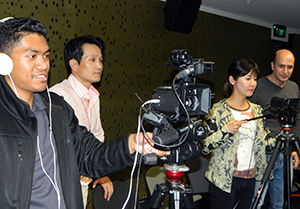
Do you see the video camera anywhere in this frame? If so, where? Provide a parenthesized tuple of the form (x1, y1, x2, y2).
(269, 97, 300, 126)
(152, 50, 215, 119)
(142, 50, 215, 165)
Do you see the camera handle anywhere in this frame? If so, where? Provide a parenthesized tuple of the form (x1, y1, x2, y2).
(251, 125, 300, 209)
(148, 164, 195, 209)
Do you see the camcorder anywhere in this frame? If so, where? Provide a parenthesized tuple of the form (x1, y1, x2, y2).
(269, 97, 300, 126)
(152, 50, 215, 119)
(142, 50, 215, 165)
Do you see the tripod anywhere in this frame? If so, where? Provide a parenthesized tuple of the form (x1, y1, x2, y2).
(251, 124, 300, 209)
(148, 164, 195, 209)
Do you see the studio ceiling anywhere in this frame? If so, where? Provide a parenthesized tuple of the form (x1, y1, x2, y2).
(200, 0, 300, 34)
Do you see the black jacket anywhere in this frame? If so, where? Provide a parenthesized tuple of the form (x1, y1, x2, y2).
(0, 76, 134, 208)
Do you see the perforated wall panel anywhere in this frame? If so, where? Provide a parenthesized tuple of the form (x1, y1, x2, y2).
(1, 0, 283, 202)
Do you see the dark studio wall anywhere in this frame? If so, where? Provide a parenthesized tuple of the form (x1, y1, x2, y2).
(1, 0, 300, 201)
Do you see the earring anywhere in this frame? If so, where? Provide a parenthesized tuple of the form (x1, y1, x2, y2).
(231, 83, 234, 85)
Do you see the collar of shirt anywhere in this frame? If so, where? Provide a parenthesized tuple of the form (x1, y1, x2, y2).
(68, 74, 100, 101)
(32, 93, 47, 112)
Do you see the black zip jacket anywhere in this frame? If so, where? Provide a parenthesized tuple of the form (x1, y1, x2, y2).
(0, 76, 134, 208)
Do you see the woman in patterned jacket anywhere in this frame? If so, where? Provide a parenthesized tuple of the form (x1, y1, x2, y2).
(202, 58, 276, 209)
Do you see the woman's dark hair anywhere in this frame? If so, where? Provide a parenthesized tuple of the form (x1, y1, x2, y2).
(64, 35, 105, 75)
(223, 58, 259, 98)
(0, 17, 47, 55)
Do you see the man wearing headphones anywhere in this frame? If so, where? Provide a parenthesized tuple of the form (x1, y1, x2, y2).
(0, 17, 166, 209)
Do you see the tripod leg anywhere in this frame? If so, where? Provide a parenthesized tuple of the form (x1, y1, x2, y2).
(149, 184, 167, 209)
(168, 183, 194, 209)
(283, 140, 292, 209)
(285, 134, 300, 209)
(181, 193, 194, 209)
(251, 137, 283, 209)
(169, 190, 181, 209)
(168, 191, 194, 209)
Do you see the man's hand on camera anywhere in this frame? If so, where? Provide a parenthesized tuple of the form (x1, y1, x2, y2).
(128, 133, 169, 156)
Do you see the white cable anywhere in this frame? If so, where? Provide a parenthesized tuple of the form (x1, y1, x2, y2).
(122, 99, 159, 209)
(37, 136, 61, 209)
(143, 99, 160, 105)
(0, 17, 14, 23)
(47, 86, 53, 132)
(47, 86, 61, 208)
(8, 74, 19, 98)
(36, 87, 61, 209)
(122, 112, 141, 209)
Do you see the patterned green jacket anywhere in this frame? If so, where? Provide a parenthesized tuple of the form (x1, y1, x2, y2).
(202, 99, 276, 193)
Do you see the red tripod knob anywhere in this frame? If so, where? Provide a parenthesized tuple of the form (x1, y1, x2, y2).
(165, 170, 184, 182)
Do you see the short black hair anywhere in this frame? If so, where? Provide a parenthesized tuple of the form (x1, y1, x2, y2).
(64, 35, 105, 75)
(0, 17, 47, 55)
